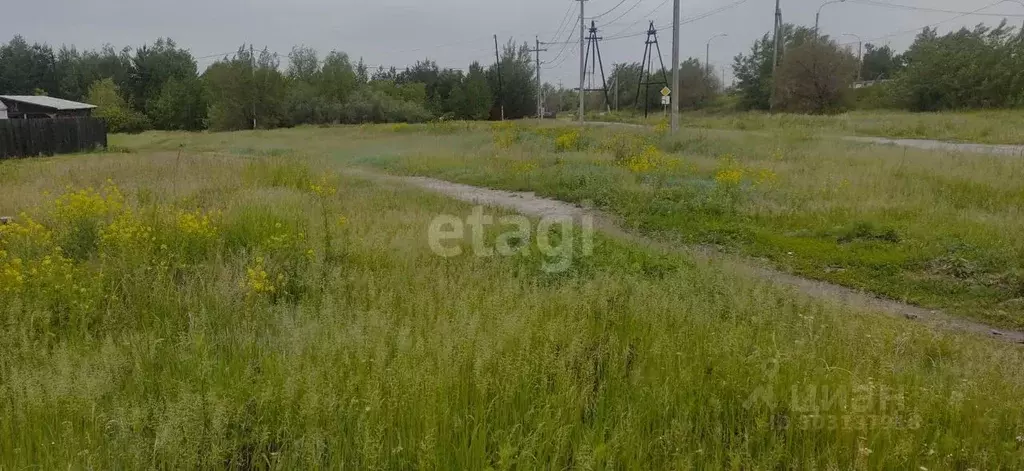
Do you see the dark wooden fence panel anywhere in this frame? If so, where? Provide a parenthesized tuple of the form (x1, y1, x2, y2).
(0, 118, 108, 160)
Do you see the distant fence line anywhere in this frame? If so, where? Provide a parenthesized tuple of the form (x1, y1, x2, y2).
(0, 118, 108, 159)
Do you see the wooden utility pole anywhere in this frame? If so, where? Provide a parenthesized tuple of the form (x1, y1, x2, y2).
(770, 0, 782, 112)
(494, 35, 505, 121)
(670, 0, 681, 131)
(532, 37, 547, 119)
(635, 22, 669, 119)
(613, 71, 619, 111)
(250, 44, 257, 130)
(578, 0, 587, 124)
(582, 21, 612, 111)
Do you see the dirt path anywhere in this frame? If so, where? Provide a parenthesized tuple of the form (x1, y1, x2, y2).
(844, 136, 1024, 157)
(352, 168, 1024, 345)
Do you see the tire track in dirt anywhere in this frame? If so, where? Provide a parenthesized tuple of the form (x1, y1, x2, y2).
(349, 168, 1024, 345)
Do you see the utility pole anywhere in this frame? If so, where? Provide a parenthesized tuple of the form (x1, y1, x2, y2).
(532, 37, 548, 119)
(843, 33, 864, 83)
(613, 72, 619, 111)
(578, 0, 587, 124)
(635, 22, 669, 119)
(770, 0, 782, 112)
(494, 35, 505, 121)
(582, 21, 612, 111)
(250, 44, 257, 130)
(670, 0, 681, 131)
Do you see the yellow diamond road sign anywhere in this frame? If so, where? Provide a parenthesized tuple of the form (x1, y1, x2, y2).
(661, 87, 671, 97)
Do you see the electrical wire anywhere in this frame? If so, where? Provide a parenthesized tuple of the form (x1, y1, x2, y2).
(838, 0, 1008, 46)
(545, 4, 586, 69)
(547, 1, 578, 44)
(599, 0, 649, 29)
(604, 0, 749, 41)
(849, 0, 1024, 18)
(591, 0, 633, 19)
(604, 0, 671, 37)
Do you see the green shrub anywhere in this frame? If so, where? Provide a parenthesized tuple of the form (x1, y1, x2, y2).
(340, 89, 432, 124)
(87, 78, 152, 134)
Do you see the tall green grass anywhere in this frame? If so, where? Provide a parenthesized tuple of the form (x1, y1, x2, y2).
(348, 122, 1024, 330)
(596, 109, 1024, 144)
(2, 150, 1024, 468)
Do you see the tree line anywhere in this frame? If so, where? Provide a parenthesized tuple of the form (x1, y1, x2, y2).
(5, 19, 1019, 131)
(0, 36, 539, 131)
(731, 20, 1024, 114)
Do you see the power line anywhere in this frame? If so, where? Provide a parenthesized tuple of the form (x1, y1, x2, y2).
(543, 0, 749, 72)
(548, 2, 578, 44)
(600, 0, 649, 29)
(591, 0, 632, 19)
(839, 0, 1008, 46)
(545, 7, 585, 68)
(604, 0, 749, 41)
(605, 0, 671, 37)
(849, 0, 1024, 18)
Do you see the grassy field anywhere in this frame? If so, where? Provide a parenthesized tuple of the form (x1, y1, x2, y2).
(589, 109, 1024, 145)
(332, 122, 1023, 330)
(2, 124, 1024, 468)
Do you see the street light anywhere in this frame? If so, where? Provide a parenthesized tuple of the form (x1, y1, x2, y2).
(815, 0, 847, 38)
(842, 33, 863, 83)
(706, 33, 728, 78)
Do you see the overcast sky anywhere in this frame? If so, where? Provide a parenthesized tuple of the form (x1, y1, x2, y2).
(10, 0, 1024, 86)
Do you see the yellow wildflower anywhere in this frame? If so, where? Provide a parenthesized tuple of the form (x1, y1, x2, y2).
(554, 130, 583, 152)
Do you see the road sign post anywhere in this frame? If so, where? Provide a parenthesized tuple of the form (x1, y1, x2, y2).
(661, 87, 671, 118)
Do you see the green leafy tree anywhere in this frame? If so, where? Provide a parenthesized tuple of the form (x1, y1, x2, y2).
(0, 36, 58, 95)
(488, 41, 537, 119)
(319, 51, 358, 104)
(87, 78, 151, 133)
(205, 46, 286, 131)
(860, 44, 904, 81)
(732, 24, 816, 111)
(285, 80, 332, 125)
(452, 62, 492, 120)
(55, 46, 87, 101)
(607, 62, 671, 112)
(774, 39, 858, 113)
(287, 45, 320, 83)
(678, 58, 721, 110)
(129, 38, 198, 116)
(895, 23, 1021, 111)
(148, 76, 207, 130)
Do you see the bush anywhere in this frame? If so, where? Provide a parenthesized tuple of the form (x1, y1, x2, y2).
(87, 78, 152, 134)
(339, 88, 432, 124)
(850, 82, 899, 110)
(774, 40, 858, 114)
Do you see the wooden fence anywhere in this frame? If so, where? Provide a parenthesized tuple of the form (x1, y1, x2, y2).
(0, 118, 108, 159)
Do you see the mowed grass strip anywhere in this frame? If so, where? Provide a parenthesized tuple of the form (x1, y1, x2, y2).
(1, 147, 1024, 468)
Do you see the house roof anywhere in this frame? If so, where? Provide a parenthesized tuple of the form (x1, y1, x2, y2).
(0, 95, 96, 111)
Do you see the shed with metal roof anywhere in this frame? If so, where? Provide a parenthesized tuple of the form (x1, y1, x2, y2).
(0, 95, 96, 119)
